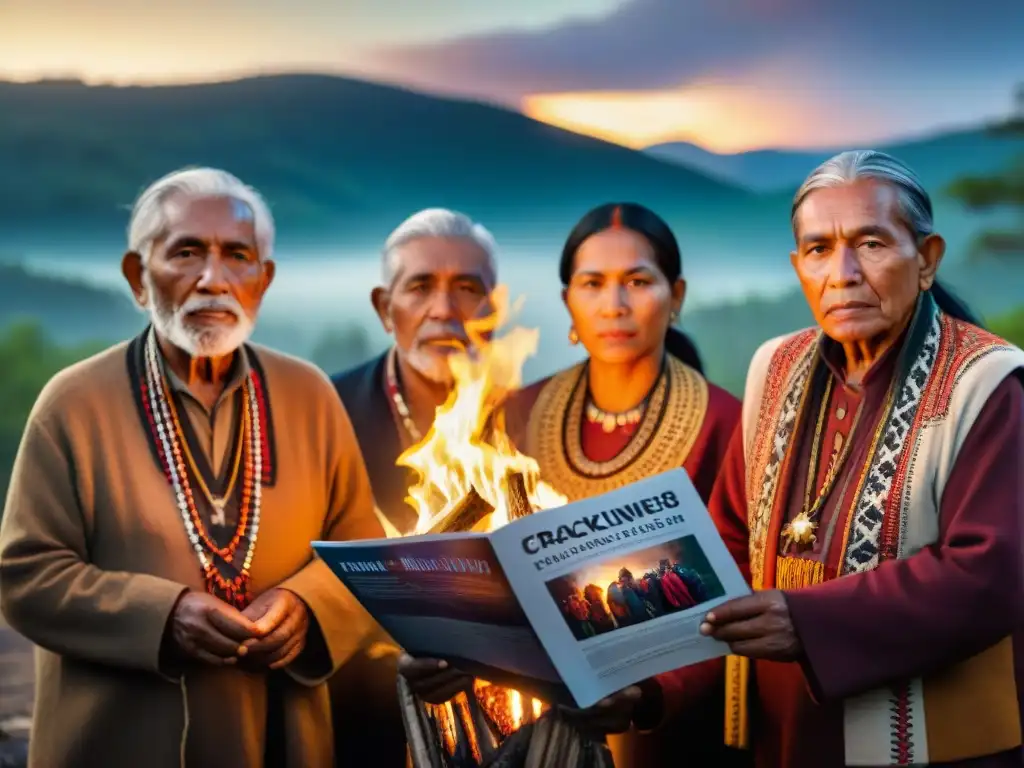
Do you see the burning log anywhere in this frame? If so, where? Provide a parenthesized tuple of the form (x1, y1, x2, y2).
(504, 472, 532, 522)
(400, 474, 612, 768)
(429, 487, 495, 535)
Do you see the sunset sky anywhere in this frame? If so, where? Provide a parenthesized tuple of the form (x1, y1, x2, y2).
(1, 0, 1021, 152)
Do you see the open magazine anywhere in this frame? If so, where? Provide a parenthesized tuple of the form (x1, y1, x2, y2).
(313, 468, 751, 709)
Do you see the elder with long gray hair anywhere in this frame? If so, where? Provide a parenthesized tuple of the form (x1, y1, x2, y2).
(0, 166, 384, 767)
(642, 150, 1024, 766)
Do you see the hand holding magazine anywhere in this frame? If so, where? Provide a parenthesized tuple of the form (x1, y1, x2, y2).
(314, 468, 751, 709)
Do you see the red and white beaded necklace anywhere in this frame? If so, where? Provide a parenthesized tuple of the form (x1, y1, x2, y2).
(385, 346, 423, 444)
(141, 330, 262, 608)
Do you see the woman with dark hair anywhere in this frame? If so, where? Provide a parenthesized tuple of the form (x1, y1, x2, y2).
(505, 202, 747, 768)
(507, 202, 739, 510)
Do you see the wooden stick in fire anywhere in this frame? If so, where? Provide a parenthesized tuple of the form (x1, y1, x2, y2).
(465, 694, 499, 763)
(398, 675, 446, 768)
(524, 713, 615, 768)
(487, 723, 536, 768)
(428, 486, 495, 535)
(504, 472, 533, 521)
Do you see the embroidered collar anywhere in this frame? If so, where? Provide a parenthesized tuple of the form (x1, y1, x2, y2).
(744, 292, 941, 589)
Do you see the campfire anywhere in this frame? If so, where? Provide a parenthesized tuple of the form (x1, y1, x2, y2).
(400, 285, 567, 534)
(385, 287, 613, 768)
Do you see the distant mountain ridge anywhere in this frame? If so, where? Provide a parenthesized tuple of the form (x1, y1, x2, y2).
(0, 261, 142, 344)
(645, 128, 1024, 193)
(0, 73, 1012, 267)
(0, 74, 757, 248)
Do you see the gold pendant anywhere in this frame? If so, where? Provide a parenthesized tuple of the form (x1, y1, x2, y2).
(782, 512, 818, 549)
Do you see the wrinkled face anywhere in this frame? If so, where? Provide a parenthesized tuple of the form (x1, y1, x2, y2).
(564, 228, 683, 366)
(791, 179, 941, 347)
(123, 194, 275, 358)
(372, 235, 495, 384)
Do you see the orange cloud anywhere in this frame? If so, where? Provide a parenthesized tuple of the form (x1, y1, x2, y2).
(522, 83, 821, 153)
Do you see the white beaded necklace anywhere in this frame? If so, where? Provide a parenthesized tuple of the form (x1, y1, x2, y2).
(143, 331, 262, 600)
(585, 400, 647, 433)
(385, 346, 423, 444)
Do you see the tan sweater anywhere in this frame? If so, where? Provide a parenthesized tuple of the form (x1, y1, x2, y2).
(0, 338, 385, 768)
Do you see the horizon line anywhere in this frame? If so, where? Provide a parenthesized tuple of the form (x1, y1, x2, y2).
(0, 67, 1002, 156)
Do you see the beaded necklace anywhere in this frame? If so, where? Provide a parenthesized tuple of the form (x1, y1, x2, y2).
(385, 346, 423, 445)
(584, 400, 647, 433)
(141, 330, 262, 608)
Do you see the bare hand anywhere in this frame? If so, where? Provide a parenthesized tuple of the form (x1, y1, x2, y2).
(700, 590, 801, 662)
(170, 591, 259, 666)
(397, 653, 474, 704)
(240, 588, 310, 670)
(558, 686, 643, 737)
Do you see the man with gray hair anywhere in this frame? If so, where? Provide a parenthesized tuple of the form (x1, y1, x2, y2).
(636, 150, 1024, 766)
(331, 207, 498, 535)
(0, 167, 384, 767)
(328, 207, 497, 766)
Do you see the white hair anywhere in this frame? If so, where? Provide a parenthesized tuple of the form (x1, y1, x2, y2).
(791, 150, 935, 241)
(127, 167, 275, 263)
(381, 207, 497, 284)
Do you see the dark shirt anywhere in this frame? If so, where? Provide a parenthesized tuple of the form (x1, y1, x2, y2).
(331, 352, 419, 535)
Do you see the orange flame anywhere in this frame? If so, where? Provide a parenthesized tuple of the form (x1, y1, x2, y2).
(397, 284, 566, 532)
(384, 285, 563, 753)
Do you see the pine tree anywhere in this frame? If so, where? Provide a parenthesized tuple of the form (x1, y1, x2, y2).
(946, 85, 1024, 260)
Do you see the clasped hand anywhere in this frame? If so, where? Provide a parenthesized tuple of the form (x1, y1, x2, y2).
(699, 589, 802, 661)
(397, 654, 642, 736)
(169, 588, 309, 669)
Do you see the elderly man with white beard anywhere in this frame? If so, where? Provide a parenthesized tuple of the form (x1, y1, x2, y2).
(0, 167, 385, 768)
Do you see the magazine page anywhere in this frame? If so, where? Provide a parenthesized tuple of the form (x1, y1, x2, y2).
(312, 532, 571, 703)
(487, 468, 751, 709)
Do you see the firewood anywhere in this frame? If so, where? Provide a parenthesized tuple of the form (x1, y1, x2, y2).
(522, 714, 613, 768)
(504, 472, 532, 520)
(465, 695, 498, 764)
(429, 487, 494, 535)
(398, 676, 446, 768)
(486, 723, 535, 768)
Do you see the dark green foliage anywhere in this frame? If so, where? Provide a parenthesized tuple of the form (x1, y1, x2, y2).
(989, 305, 1024, 347)
(946, 86, 1024, 261)
(0, 322, 106, 509)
